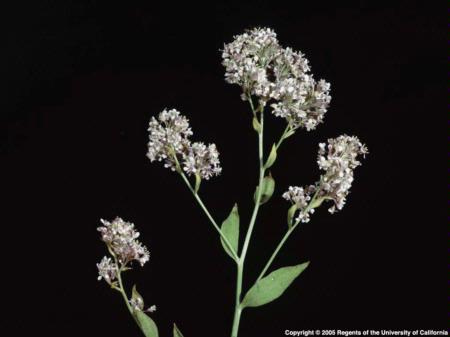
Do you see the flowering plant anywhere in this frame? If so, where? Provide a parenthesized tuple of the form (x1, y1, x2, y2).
(96, 27, 368, 337)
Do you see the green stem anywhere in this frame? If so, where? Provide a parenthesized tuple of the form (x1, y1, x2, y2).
(255, 222, 299, 282)
(178, 169, 239, 263)
(241, 106, 265, 267)
(107, 247, 133, 315)
(116, 267, 134, 315)
(231, 261, 243, 337)
(248, 95, 257, 115)
(255, 188, 323, 282)
(276, 124, 291, 149)
(231, 99, 265, 337)
(110, 253, 140, 327)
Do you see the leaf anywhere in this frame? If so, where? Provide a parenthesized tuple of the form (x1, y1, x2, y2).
(132, 285, 158, 337)
(173, 324, 185, 337)
(242, 262, 310, 308)
(220, 204, 239, 259)
(252, 116, 261, 133)
(132, 284, 145, 312)
(132, 284, 144, 304)
(264, 144, 277, 169)
(135, 311, 159, 337)
(254, 175, 275, 205)
(287, 204, 298, 228)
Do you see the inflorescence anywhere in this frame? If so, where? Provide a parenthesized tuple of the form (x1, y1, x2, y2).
(97, 217, 150, 285)
(222, 27, 331, 131)
(130, 297, 157, 314)
(97, 256, 118, 285)
(96, 27, 369, 337)
(283, 135, 368, 223)
(147, 109, 222, 179)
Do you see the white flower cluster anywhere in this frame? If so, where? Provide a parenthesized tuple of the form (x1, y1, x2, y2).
(316, 135, 368, 213)
(147, 109, 192, 171)
(283, 135, 367, 222)
(183, 142, 222, 179)
(97, 256, 118, 284)
(222, 27, 280, 98)
(97, 217, 150, 267)
(130, 297, 144, 311)
(222, 27, 331, 130)
(282, 185, 317, 223)
(129, 297, 157, 313)
(147, 109, 222, 179)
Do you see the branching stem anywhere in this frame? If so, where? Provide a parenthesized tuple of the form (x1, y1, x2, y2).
(254, 188, 322, 283)
(231, 97, 265, 337)
(177, 165, 239, 263)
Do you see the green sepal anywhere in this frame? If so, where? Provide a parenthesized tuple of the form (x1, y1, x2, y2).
(110, 281, 120, 291)
(220, 203, 239, 259)
(242, 262, 310, 308)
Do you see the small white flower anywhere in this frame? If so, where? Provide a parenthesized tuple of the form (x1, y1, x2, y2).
(282, 185, 317, 223)
(130, 297, 144, 312)
(97, 256, 118, 284)
(147, 305, 157, 313)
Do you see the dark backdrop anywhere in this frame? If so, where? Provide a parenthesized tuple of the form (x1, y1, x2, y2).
(3, 1, 447, 336)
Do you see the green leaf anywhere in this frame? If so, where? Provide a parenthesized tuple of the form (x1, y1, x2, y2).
(173, 324, 185, 337)
(254, 175, 275, 205)
(135, 311, 159, 337)
(242, 262, 310, 308)
(220, 204, 239, 259)
(264, 144, 277, 169)
(252, 116, 261, 133)
(132, 285, 144, 303)
(287, 204, 298, 228)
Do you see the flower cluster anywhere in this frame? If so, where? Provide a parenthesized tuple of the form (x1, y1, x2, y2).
(283, 135, 367, 222)
(97, 217, 150, 267)
(222, 27, 331, 131)
(147, 109, 192, 171)
(97, 256, 118, 284)
(222, 28, 280, 99)
(316, 135, 368, 213)
(147, 109, 222, 180)
(282, 185, 317, 223)
(129, 296, 157, 313)
(183, 142, 222, 179)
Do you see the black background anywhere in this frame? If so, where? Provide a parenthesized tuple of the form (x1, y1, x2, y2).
(3, 1, 447, 336)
